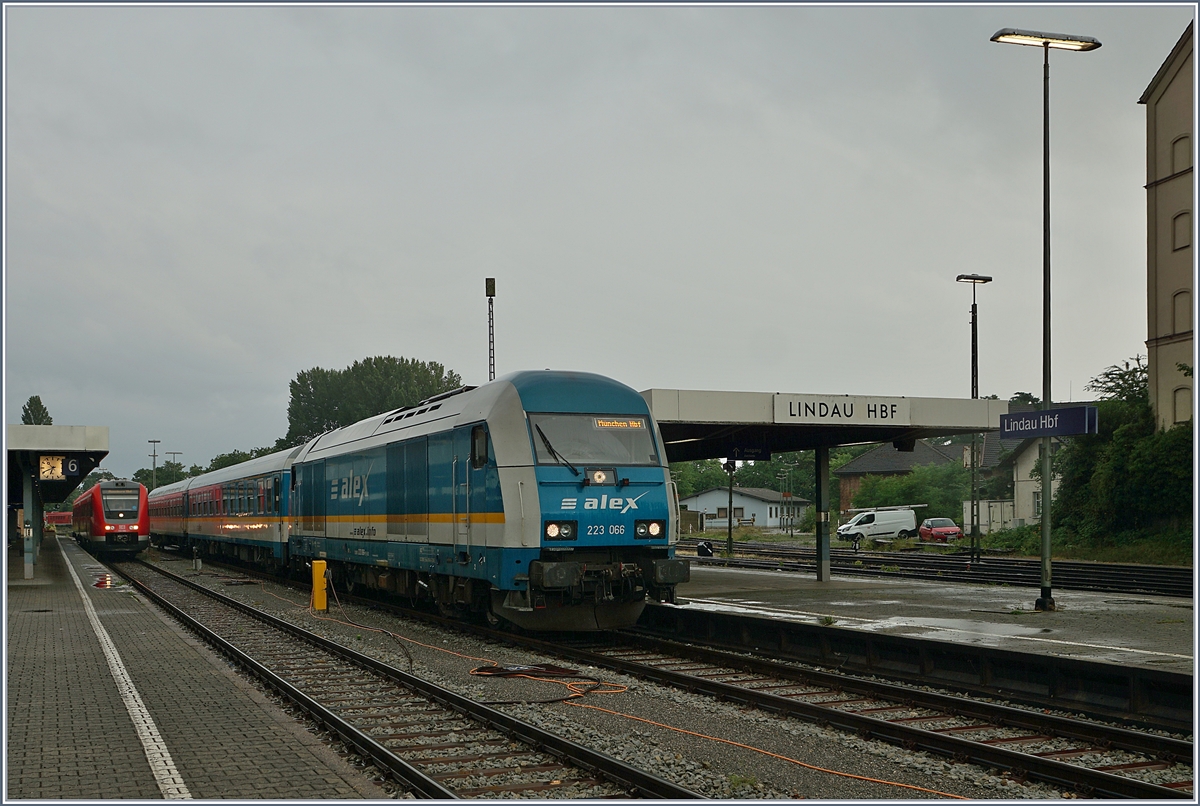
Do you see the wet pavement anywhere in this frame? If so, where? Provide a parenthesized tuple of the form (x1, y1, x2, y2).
(676, 566, 1195, 674)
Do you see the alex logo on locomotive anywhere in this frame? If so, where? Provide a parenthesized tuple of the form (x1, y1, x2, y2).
(559, 492, 648, 513)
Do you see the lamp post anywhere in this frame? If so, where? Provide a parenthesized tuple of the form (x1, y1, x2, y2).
(485, 278, 496, 381)
(991, 27, 1099, 611)
(148, 439, 160, 490)
(957, 273, 992, 563)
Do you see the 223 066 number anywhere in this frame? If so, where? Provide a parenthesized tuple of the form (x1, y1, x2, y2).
(587, 524, 625, 536)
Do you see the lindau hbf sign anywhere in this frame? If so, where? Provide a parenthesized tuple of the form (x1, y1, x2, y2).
(1000, 406, 1098, 439)
(774, 395, 911, 425)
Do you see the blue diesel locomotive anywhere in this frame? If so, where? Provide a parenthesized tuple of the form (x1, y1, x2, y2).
(148, 370, 689, 630)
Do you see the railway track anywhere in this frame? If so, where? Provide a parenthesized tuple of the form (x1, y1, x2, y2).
(533, 631, 1194, 799)
(680, 539, 1194, 597)
(323, 595, 1195, 798)
(135, 552, 1193, 799)
(113, 560, 700, 800)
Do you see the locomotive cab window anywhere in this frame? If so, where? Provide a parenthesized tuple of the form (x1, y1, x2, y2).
(471, 425, 489, 469)
(527, 414, 659, 467)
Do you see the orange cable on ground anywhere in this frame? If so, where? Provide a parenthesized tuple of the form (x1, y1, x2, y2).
(256, 576, 960, 797)
(565, 700, 969, 800)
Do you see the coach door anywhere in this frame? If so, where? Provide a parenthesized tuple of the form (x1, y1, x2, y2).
(299, 461, 326, 537)
(181, 492, 190, 538)
(453, 425, 489, 561)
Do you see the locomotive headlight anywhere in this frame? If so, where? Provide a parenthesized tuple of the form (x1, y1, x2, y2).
(634, 520, 666, 539)
(591, 469, 608, 485)
(130, 525, 138, 532)
(104, 525, 115, 531)
(544, 520, 577, 541)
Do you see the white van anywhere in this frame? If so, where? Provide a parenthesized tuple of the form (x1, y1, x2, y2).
(836, 508, 917, 547)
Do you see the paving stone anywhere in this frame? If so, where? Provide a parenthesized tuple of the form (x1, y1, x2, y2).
(7, 539, 384, 799)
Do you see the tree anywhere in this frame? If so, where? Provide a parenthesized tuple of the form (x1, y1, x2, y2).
(669, 459, 731, 499)
(1009, 392, 1040, 408)
(132, 460, 197, 490)
(1052, 355, 1190, 535)
(208, 450, 253, 471)
(1083, 355, 1148, 405)
(20, 395, 52, 425)
(852, 462, 969, 523)
(282, 356, 463, 447)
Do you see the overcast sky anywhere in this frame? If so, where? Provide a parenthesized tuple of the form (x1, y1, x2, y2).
(5, 3, 1195, 479)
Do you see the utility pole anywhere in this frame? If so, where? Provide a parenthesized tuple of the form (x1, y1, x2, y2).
(148, 440, 160, 490)
(486, 278, 496, 381)
(166, 452, 182, 485)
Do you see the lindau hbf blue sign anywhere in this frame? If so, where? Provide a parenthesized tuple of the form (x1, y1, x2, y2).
(1000, 406, 1098, 439)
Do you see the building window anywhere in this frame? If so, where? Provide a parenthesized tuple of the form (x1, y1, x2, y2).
(1033, 491, 1042, 519)
(717, 507, 728, 519)
(1173, 211, 1192, 250)
(1174, 386, 1192, 423)
(733, 507, 744, 519)
(1173, 135, 1192, 173)
(1174, 290, 1193, 334)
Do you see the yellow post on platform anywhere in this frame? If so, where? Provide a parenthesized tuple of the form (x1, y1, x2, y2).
(312, 560, 327, 612)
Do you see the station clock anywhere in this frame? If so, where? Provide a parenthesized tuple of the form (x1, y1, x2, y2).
(38, 455, 66, 481)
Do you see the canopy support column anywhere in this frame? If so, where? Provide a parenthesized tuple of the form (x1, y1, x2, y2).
(815, 446, 830, 582)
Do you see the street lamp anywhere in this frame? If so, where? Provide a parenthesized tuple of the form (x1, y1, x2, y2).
(957, 273, 992, 563)
(991, 27, 1099, 612)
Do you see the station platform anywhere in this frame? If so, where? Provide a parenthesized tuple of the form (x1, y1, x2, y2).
(5, 536, 381, 800)
(676, 565, 1195, 675)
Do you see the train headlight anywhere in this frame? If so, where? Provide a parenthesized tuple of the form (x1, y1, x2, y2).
(634, 520, 666, 539)
(104, 525, 115, 531)
(130, 525, 138, 532)
(590, 469, 608, 485)
(544, 520, 577, 541)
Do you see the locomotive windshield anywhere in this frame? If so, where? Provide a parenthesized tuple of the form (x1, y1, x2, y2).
(528, 414, 660, 467)
(101, 490, 140, 519)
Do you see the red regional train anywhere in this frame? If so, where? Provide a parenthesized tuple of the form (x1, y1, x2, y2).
(44, 511, 73, 529)
(72, 479, 150, 557)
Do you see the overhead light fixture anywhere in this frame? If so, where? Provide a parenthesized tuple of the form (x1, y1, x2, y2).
(990, 28, 1101, 51)
(956, 274, 994, 284)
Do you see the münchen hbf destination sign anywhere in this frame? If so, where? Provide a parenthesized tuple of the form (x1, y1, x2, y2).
(999, 406, 1098, 439)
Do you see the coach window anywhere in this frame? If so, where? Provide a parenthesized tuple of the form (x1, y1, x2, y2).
(471, 425, 489, 469)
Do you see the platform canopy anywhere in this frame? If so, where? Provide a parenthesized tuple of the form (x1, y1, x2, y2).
(7, 425, 109, 506)
(640, 389, 1007, 462)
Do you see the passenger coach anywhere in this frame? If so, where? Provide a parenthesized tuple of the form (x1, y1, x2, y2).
(149, 370, 689, 631)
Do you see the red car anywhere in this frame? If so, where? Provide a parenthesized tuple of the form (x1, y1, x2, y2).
(919, 517, 963, 543)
